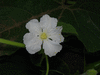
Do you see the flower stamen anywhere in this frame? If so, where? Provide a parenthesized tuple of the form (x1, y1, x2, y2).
(40, 32, 47, 40)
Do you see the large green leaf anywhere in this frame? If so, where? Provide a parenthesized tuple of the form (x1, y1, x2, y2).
(0, 0, 100, 56)
(0, 0, 100, 74)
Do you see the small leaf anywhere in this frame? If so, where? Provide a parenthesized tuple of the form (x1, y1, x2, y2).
(85, 60, 100, 73)
(57, 22, 78, 36)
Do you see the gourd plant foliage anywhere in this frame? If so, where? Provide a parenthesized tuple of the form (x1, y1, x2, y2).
(0, 0, 100, 75)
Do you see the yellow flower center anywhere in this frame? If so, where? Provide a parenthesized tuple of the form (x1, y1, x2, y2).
(40, 32, 47, 40)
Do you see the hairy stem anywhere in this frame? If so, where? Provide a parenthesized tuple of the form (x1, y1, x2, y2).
(0, 38, 25, 48)
(45, 55, 49, 75)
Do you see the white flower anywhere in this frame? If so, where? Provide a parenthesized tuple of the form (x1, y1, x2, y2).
(23, 14, 64, 57)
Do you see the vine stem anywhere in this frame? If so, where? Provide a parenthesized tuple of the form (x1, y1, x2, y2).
(45, 55, 49, 75)
(0, 38, 25, 48)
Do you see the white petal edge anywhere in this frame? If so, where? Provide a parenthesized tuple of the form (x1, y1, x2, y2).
(43, 39, 62, 57)
(47, 26, 64, 43)
(26, 19, 42, 33)
(49, 34, 64, 43)
(40, 14, 58, 29)
(23, 33, 42, 54)
(48, 26, 63, 35)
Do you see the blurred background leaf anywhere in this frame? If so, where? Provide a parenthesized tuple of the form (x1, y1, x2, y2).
(0, 48, 41, 75)
(40, 56, 71, 75)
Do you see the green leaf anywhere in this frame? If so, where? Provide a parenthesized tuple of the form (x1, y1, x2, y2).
(1, 0, 99, 74)
(57, 22, 78, 36)
(85, 60, 100, 73)
(0, 0, 100, 56)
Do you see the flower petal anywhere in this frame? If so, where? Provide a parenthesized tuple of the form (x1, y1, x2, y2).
(43, 39, 62, 57)
(48, 26, 64, 43)
(23, 33, 42, 54)
(49, 34, 64, 43)
(40, 14, 58, 29)
(26, 19, 42, 33)
(48, 26, 62, 34)
(56, 26, 63, 32)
